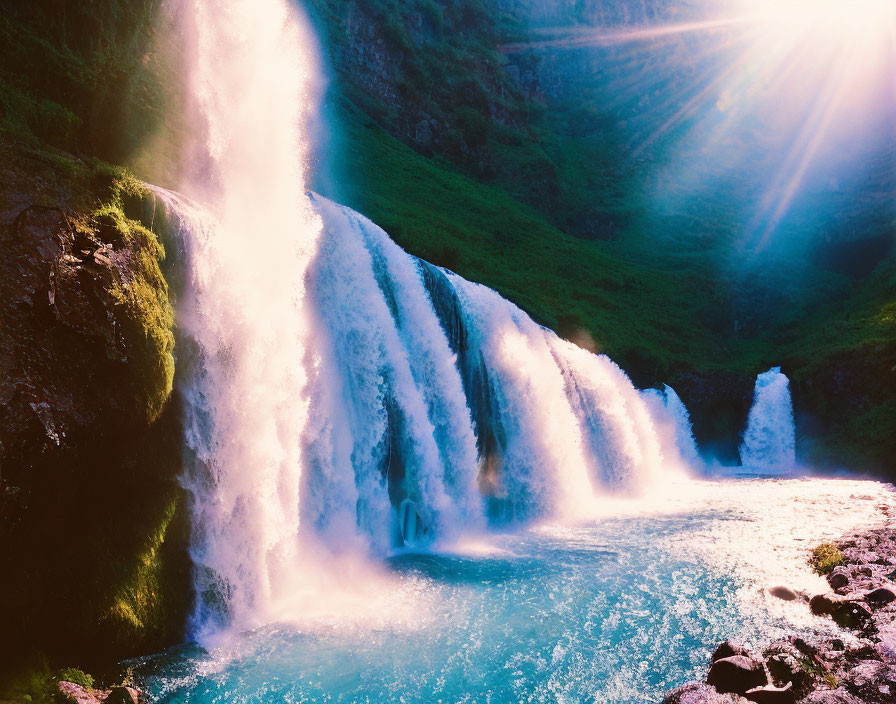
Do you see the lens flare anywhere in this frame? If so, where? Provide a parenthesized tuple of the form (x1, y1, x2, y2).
(733, 0, 896, 249)
(501, 0, 895, 253)
(747, 0, 895, 43)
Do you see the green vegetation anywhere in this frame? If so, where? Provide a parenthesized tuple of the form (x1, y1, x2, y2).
(0, 142, 190, 685)
(327, 96, 737, 376)
(0, 0, 892, 688)
(810, 543, 846, 575)
(94, 171, 176, 422)
(1, 662, 149, 704)
(54, 668, 93, 692)
(311, 0, 896, 472)
(306, 0, 635, 229)
(0, 1, 186, 186)
(798, 655, 838, 690)
(1, 663, 94, 704)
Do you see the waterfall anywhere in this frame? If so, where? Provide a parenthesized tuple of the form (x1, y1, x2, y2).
(167, 0, 695, 640)
(171, 0, 323, 636)
(739, 367, 796, 472)
(642, 385, 702, 469)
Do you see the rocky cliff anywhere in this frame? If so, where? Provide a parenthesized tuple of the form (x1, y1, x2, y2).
(0, 139, 191, 674)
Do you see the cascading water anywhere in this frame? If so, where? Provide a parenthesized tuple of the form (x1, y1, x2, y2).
(642, 384, 702, 469)
(170, 0, 324, 636)
(166, 0, 693, 640)
(739, 366, 797, 472)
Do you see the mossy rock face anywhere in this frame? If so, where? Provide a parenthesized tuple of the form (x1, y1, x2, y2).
(93, 173, 175, 423)
(0, 142, 190, 676)
(54, 669, 93, 691)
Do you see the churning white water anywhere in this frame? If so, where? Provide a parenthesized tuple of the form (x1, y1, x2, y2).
(642, 384, 702, 469)
(739, 367, 797, 473)
(161, 181, 692, 639)
(168, 0, 324, 637)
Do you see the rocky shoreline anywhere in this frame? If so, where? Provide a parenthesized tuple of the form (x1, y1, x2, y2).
(663, 523, 896, 704)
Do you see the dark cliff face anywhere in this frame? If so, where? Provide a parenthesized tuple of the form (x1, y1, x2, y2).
(309, 0, 532, 156)
(0, 0, 195, 678)
(0, 141, 190, 672)
(666, 369, 754, 465)
(790, 345, 896, 475)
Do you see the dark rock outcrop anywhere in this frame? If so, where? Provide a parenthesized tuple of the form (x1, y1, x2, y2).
(57, 681, 144, 704)
(744, 683, 795, 704)
(707, 656, 768, 694)
(713, 641, 756, 663)
(664, 369, 755, 464)
(0, 142, 190, 672)
(663, 682, 750, 704)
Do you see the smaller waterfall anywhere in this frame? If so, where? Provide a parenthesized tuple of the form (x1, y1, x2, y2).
(739, 367, 796, 472)
(642, 385, 701, 469)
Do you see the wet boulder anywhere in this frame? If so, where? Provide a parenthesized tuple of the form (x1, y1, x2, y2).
(844, 549, 879, 565)
(662, 682, 750, 704)
(743, 682, 794, 704)
(58, 682, 104, 704)
(763, 642, 812, 694)
(712, 641, 754, 663)
(799, 688, 864, 704)
(809, 594, 873, 629)
(841, 659, 896, 701)
(104, 686, 142, 704)
(810, 594, 840, 616)
(827, 569, 850, 591)
(864, 586, 896, 608)
(768, 586, 799, 602)
(707, 655, 768, 694)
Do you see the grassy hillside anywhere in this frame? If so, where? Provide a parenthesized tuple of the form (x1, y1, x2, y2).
(0, 3, 891, 693)
(325, 97, 742, 378)
(0, 0, 186, 185)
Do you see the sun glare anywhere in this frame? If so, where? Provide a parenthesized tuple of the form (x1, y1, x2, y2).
(740, 0, 896, 83)
(750, 0, 895, 36)
(724, 0, 896, 249)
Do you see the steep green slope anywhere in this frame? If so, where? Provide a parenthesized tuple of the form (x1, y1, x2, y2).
(326, 97, 737, 379)
(0, 0, 185, 185)
(0, 4, 890, 695)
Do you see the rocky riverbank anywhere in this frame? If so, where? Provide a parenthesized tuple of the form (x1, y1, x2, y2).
(663, 522, 896, 704)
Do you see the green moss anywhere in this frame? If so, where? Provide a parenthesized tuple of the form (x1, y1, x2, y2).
(0, 663, 98, 704)
(810, 543, 846, 575)
(90, 171, 175, 422)
(103, 493, 180, 635)
(798, 655, 837, 689)
(54, 669, 93, 691)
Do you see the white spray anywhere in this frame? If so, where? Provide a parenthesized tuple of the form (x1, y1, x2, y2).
(175, 0, 323, 636)
(642, 384, 702, 470)
(739, 366, 797, 472)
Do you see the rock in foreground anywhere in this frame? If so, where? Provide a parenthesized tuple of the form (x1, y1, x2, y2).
(661, 521, 896, 704)
(58, 681, 143, 704)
